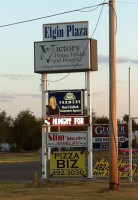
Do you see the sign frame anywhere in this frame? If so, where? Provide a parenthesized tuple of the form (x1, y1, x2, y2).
(93, 124, 128, 150)
(47, 131, 88, 147)
(43, 21, 89, 41)
(34, 38, 95, 73)
(50, 151, 86, 177)
(47, 90, 84, 116)
(93, 157, 138, 178)
(42, 116, 89, 126)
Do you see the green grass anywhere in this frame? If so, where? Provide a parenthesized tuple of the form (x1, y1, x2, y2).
(0, 180, 138, 200)
(0, 152, 40, 164)
(0, 182, 23, 185)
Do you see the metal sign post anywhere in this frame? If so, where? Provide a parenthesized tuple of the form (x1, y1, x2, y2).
(129, 118, 132, 182)
(87, 71, 93, 178)
(41, 74, 47, 179)
(128, 67, 132, 182)
(129, 117, 138, 182)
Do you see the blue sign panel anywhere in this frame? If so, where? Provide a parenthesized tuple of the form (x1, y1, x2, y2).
(47, 90, 84, 116)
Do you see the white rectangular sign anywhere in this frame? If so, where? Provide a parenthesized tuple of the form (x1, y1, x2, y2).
(34, 39, 91, 73)
(43, 21, 88, 41)
(47, 132, 88, 147)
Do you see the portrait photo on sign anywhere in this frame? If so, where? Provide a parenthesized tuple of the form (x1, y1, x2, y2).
(47, 90, 84, 116)
(46, 96, 60, 116)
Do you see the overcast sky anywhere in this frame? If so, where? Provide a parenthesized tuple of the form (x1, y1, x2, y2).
(0, 0, 138, 120)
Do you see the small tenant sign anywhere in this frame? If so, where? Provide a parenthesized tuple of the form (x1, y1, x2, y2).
(42, 116, 89, 126)
(47, 90, 84, 116)
(47, 132, 88, 147)
(93, 124, 128, 150)
(93, 157, 138, 178)
(50, 151, 86, 177)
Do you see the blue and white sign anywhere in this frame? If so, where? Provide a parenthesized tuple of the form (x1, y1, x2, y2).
(43, 21, 88, 41)
(47, 90, 84, 116)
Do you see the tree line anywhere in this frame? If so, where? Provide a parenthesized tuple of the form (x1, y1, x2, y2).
(0, 109, 138, 152)
(0, 109, 41, 152)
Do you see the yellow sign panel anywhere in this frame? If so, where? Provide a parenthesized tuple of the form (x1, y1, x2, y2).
(50, 151, 86, 177)
(93, 157, 138, 177)
(93, 157, 109, 177)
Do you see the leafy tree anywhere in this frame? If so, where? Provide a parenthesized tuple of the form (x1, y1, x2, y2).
(122, 114, 129, 123)
(10, 109, 41, 152)
(122, 114, 138, 131)
(92, 110, 109, 124)
(0, 110, 13, 144)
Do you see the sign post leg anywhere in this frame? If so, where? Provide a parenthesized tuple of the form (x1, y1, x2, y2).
(41, 74, 47, 179)
(87, 71, 93, 178)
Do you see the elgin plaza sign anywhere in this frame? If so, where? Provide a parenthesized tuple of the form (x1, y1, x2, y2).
(34, 21, 98, 179)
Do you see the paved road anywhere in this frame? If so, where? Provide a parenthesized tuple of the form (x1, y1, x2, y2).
(0, 162, 42, 182)
(0, 156, 137, 182)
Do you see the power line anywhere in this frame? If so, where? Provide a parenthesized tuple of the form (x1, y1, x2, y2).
(91, 0, 106, 38)
(116, 1, 138, 4)
(0, 3, 108, 28)
(79, 5, 100, 13)
(0, 2, 107, 93)
(0, 82, 16, 97)
(47, 1, 106, 83)
(1, 1, 133, 28)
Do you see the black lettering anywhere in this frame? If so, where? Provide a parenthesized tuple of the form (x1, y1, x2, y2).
(67, 160, 70, 168)
(55, 153, 60, 159)
(70, 160, 78, 168)
(74, 153, 79, 159)
(57, 160, 65, 168)
(60, 170, 65, 175)
(68, 153, 73, 159)
(63, 153, 67, 159)
(105, 172, 109, 176)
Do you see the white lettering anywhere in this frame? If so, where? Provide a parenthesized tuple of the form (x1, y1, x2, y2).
(95, 126, 103, 135)
(74, 118, 84, 125)
(52, 118, 72, 125)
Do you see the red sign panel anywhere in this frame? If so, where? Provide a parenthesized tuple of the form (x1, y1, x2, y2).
(93, 124, 128, 150)
(120, 164, 136, 173)
(42, 116, 89, 126)
(93, 124, 128, 137)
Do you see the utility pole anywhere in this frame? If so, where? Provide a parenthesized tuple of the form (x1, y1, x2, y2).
(109, 0, 118, 190)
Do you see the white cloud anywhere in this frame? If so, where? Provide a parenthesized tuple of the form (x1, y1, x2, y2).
(0, 92, 40, 103)
(99, 55, 138, 64)
(0, 74, 37, 80)
(0, 92, 16, 102)
(15, 93, 41, 98)
(92, 91, 105, 97)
